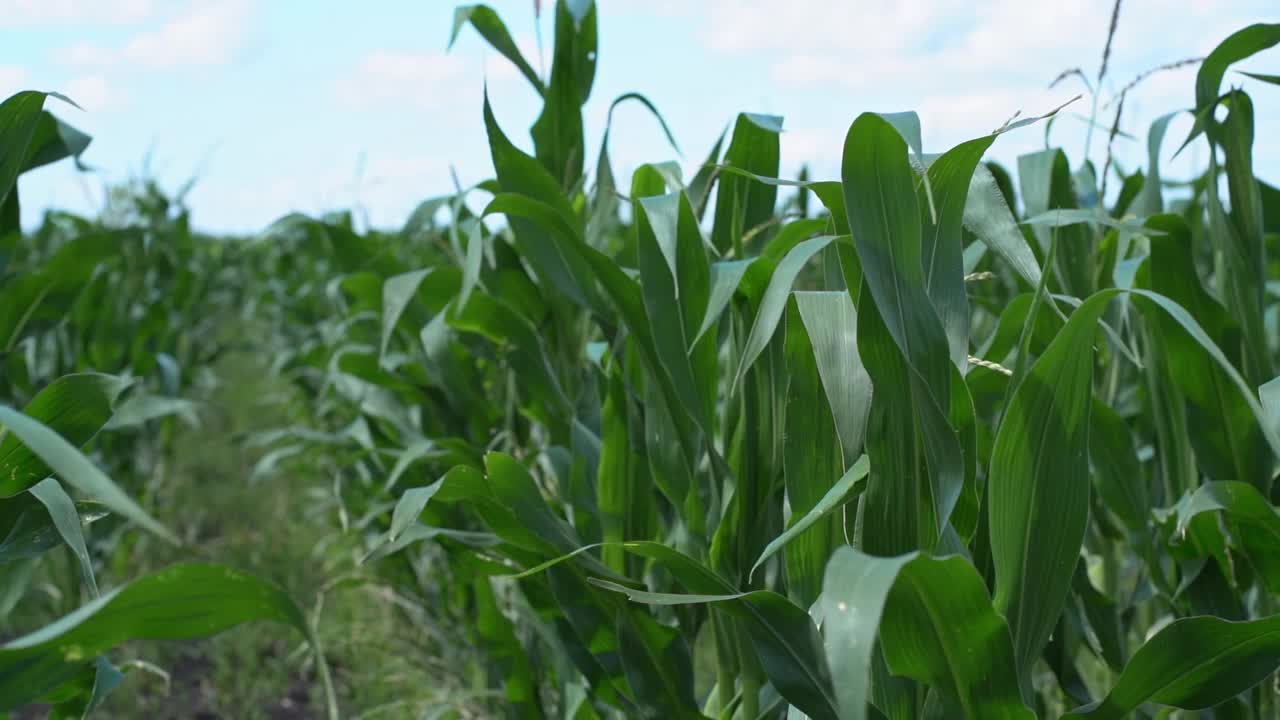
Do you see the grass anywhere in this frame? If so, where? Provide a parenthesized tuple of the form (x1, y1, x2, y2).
(73, 332, 497, 719)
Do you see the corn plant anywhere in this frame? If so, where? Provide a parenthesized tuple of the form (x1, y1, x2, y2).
(0, 91, 337, 718)
(279, 4, 1280, 719)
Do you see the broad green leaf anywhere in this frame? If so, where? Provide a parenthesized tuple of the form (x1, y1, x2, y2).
(692, 258, 752, 345)
(103, 394, 199, 431)
(712, 113, 783, 256)
(963, 163, 1041, 288)
(20, 110, 91, 174)
(29, 478, 97, 597)
(843, 113, 964, 548)
(1019, 149, 1093, 297)
(794, 291, 871, 463)
(0, 406, 175, 543)
(450, 291, 573, 425)
(688, 127, 726, 220)
(1139, 112, 1180, 216)
(989, 292, 1107, 675)
(1066, 613, 1280, 717)
(0, 91, 49, 206)
(483, 94, 602, 313)
(919, 136, 996, 368)
(0, 373, 131, 497)
(781, 297, 848, 606)
(530, 0, 596, 188)
(1166, 481, 1280, 592)
(1022, 208, 1160, 236)
(1141, 213, 1268, 488)
(879, 111, 937, 222)
(1183, 23, 1280, 149)
(752, 455, 869, 581)
(735, 235, 838, 388)
(1088, 401, 1146, 533)
(615, 607, 701, 720)
(1209, 90, 1273, 389)
(635, 190, 713, 427)
(458, 220, 484, 309)
(362, 523, 500, 564)
(822, 548, 1033, 720)
(450, 5, 545, 94)
(0, 496, 106, 565)
(0, 563, 331, 717)
(593, 578, 839, 720)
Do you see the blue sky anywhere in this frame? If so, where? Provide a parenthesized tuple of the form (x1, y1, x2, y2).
(4, 0, 1277, 233)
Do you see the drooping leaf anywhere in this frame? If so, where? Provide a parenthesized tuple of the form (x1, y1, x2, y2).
(0, 564, 330, 716)
(0, 373, 131, 497)
(1066, 613, 1280, 718)
(450, 5, 545, 94)
(822, 548, 1033, 720)
(0, 406, 175, 543)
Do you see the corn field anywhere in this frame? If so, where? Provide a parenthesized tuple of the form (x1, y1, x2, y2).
(2, 2, 1280, 718)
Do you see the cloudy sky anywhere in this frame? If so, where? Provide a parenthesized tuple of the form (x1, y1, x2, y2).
(4, 0, 1277, 233)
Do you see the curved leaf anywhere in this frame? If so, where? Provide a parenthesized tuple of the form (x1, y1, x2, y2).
(0, 563, 329, 715)
(822, 548, 1033, 720)
(1066, 613, 1280, 718)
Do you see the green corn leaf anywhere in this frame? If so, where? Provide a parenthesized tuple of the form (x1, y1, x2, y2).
(822, 548, 1033, 720)
(530, 0, 596, 188)
(692, 258, 753, 345)
(1142, 213, 1267, 488)
(592, 578, 838, 720)
(963, 163, 1041, 288)
(0, 91, 51, 206)
(712, 113, 783, 256)
(842, 113, 964, 548)
(989, 291, 1108, 675)
(28, 478, 97, 597)
(918, 135, 996, 368)
(379, 269, 432, 363)
(0, 495, 106, 565)
(1139, 112, 1180, 216)
(1182, 22, 1280, 150)
(450, 5, 545, 94)
(635, 191, 714, 428)
(1019, 149, 1094, 298)
(735, 235, 838, 389)
(615, 607, 702, 720)
(1215, 90, 1273, 386)
(1065, 613, 1280, 718)
(1087, 401, 1147, 533)
(780, 297, 848, 606)
(0, 406, 175, 544)
(482, 94, 603, 313)
(795, 291, 872, 464)
(103, 394, 200, 431)
(751, 454, 869, 582)
(0, 563, 334, 718)
(1165, 481, 1280, 592)
(0, 373, 131, 497)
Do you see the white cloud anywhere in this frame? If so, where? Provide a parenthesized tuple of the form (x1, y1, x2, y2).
(0, 66, 30, 97)
(0, 0, 155, 27)
(63, 74, 119, 112)
(704, 0, 971, 55)
(56, 0, 252, 69)
(122, 0, 250, 68)
(334, 51, 470, 109)
(686, 0, 1279, 188)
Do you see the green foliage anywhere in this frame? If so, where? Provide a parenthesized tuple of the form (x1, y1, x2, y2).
(2, 2, 1279, 718)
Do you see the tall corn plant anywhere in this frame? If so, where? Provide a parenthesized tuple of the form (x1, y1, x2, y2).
(258, 5, 1280, 719)
(0, 91, 337, 718)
